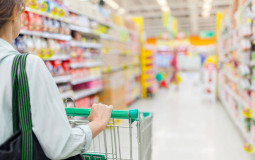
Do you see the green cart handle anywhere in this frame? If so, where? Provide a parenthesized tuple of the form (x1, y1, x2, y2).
(65, 108, 139, 122)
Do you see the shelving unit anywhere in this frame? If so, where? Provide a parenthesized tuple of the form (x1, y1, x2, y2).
(61, 90, 73, 99)
(70, 62, 102, 69)
(15, 0, 142, 109)
(20, 29, 72, 41)
(74, 86, 103, 101)
(141, 44, 157, 98)
(71, 75, 102, 85)
(54, 75, 71, 84)
(218, 0, 255, 149)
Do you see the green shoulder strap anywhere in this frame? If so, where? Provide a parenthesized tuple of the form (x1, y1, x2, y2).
(12, 55, 22, 133)
(12, 54, 33, 160)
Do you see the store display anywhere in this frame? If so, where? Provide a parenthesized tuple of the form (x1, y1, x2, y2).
(13, 0, 142, 109)
(100, 70, 127, 110)
(141, 44, 158, 98)
(218, 0, 255, 149)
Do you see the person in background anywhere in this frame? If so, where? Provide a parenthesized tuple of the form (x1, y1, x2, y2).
(170, 49, 179, 90)
(0, 0, 112, 159)
(199, 53, 206, 83)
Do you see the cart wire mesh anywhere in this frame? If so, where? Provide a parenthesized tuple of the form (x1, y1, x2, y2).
(66, 107, 153, 160)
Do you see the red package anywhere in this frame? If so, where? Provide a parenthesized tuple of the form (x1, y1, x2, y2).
(21, 11, 29, 30)
(53, 60, 65, 76)
(62, 61, 70, 74)
(28, 12, 37, 31)
(45, 61, 54, 75)
(35, 15, 43, 31)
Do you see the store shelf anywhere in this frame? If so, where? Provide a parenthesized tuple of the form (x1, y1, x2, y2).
(70, 25, 99, 37)
(220, 94, 253, 145)
(70, 62, 102, 69)
(61, 90, 73, 99)
(69, 8, 114, 28)
(70, 40, 102, 48)
(44, 54, 70, 61)
(74, 86, 103, 100)
(20, 30, 72, 41)
(69, 8, 137, 37)
(54, 75, 71, 84)
(102, 64, 140, 73)
(100, 34, 122, 41)
(102, 66, 122, 73)
(71, 75, 102, 85)
(222, 71, 239, 83)
(223, 85, 250, 109)
(25, 7, 70, 23)
(106, 49, 123, 54)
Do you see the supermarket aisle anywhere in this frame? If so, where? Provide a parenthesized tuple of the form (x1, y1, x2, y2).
(131, 72, 254, 160)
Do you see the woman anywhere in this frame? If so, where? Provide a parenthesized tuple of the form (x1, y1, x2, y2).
(0, 0, 112, 159)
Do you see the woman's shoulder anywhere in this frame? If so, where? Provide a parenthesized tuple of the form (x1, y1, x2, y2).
(27, 54, 42, 61)
(26, 54, 45, 67)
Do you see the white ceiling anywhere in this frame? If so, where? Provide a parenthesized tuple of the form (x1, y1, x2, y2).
(112, 0, 232, 37)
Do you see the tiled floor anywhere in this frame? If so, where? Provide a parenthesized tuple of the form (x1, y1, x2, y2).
(131, 72, 254, 160)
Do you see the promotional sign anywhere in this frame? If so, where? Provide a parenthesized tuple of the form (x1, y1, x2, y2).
(162, 12, 178, 36)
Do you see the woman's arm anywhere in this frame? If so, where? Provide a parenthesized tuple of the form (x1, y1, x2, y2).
(26, 55, 112, 159)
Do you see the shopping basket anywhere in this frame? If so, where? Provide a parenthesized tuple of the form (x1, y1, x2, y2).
(65, 101, 153, 160)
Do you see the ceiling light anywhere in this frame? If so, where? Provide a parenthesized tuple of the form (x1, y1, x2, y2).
(104, 0, 119, 10)
(202, 11, 210, 18)
(118, 8, 126, 14)
(157, 0, 167, 6)
(162, 6, 170, 12)
(203, 0, 213, 3)
(203, 3, 212, 11)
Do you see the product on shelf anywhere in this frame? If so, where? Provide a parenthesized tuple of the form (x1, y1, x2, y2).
(99, 70, 127, 110)
(218, 0, 255, 148)
(45, 60, 70, 77)
(14, 0, 142, 109)
(58, 83, 72, 94)
(14, 35, 70, 59)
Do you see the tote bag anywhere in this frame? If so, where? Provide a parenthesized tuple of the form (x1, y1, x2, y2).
(0, 54, 82, 160)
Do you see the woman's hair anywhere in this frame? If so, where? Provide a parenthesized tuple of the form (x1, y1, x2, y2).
(0, 0, 25, 28)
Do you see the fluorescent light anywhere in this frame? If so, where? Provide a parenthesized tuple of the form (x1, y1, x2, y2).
(203, 0, 213, 3)
(156, 0, 170, 13)
(118, 8, 126, 14)
(105, 0, 120, 10)
(162, 6, 170, 12)
(203, 3, 212, 11)
(157, 0, 167, 6)
(202, 11, 210, 18)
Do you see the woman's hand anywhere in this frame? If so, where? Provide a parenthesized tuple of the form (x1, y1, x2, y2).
(88, 103, 113, 138)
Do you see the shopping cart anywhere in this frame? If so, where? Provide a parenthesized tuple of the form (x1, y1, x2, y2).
(65, 101, 153, 160)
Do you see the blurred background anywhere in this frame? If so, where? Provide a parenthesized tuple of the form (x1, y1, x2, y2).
(16, 0, 255, 159)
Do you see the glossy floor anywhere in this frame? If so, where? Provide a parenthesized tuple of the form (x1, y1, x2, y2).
(131, 72, 254, 160)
